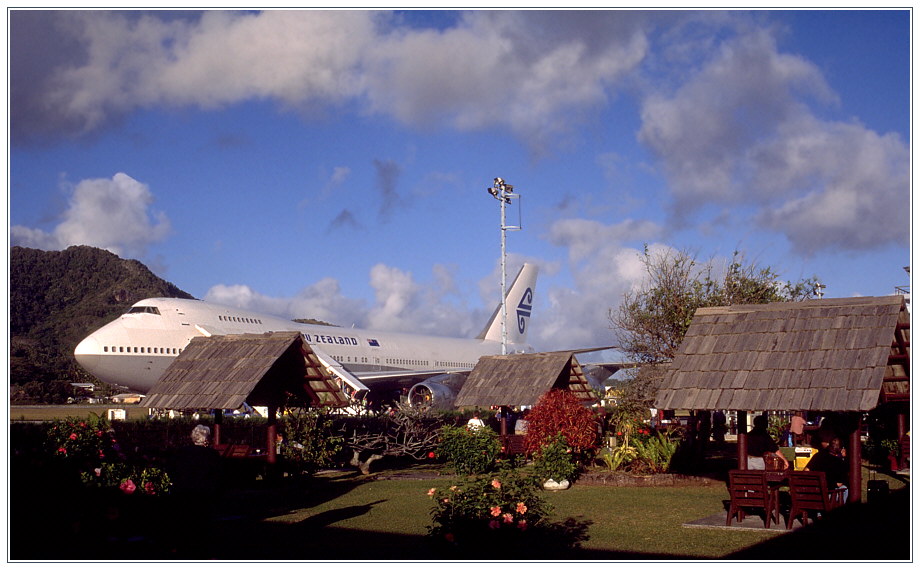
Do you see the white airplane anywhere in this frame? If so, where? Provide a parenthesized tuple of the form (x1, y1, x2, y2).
(75, 264, 541, 408)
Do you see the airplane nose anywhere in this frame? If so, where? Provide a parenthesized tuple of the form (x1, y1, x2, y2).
(74, 335, 102, 375)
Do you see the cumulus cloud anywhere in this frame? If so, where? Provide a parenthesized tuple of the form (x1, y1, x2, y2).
(10, 10, 650, 152)
(10, 172, 171, 257)
(637, 26, 908, 253)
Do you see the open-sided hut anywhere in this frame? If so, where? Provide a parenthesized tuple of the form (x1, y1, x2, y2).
(455, 351, 597, 410)
(144, 331, 348, 462)
(655, 295, 909, 502)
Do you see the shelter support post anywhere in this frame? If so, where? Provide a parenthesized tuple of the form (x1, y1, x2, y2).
(736, 411, 748, 470)
(266, 406, 278, 465)
(849, 416, 862, 503)
(213, 409, 223, 446)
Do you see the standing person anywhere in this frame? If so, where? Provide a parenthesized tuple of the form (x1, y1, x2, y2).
(712, 410, 727, 444)
(168, 425, 223, 558)
(789, 413, 806, 446)
(466, 411, 485, 431)
(746, 415, 789, 470)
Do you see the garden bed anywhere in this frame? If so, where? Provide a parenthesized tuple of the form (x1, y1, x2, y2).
(578, 471, 719, 487)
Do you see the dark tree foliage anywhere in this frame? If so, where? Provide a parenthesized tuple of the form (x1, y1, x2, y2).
(610, 247, 819, 403)
(9, 246, 195, 400)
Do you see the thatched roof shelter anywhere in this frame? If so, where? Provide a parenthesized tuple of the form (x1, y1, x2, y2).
(455, 351, 597, 408)
(144, 331, 349, 411)
(655, 295, 909, 413)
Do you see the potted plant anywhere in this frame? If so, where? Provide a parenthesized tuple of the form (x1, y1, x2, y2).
(533, 434, 577, 490)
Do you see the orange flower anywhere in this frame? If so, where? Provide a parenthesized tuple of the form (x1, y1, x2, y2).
(491, 479, 501, 489)
(427, 488, 436, 496)
(515, 502, 527, 514)
(490, 506, 502, 517)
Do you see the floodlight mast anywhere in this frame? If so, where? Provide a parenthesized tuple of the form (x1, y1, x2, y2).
(487, 177, 522, 355)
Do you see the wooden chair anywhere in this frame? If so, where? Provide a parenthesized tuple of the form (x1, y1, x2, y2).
(786, 471, 845, 529)
(726, 470, 778, 528)
(764, 453, 785, 471)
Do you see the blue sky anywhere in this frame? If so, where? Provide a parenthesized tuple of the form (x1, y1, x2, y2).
(7, 10, 912, 354)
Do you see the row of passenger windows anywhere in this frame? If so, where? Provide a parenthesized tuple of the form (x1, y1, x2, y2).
(435, 360, 474, 368)
(218, 315, 263, 324)
(103, 346, 180, 354)
(386, 358, 430, 367)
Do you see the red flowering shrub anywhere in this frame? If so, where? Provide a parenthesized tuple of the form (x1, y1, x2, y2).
(524, 390, 599, 455)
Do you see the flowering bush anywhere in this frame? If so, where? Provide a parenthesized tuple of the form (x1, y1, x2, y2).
(532, 434, 578, 483)
(46, 415, 119, 465)
(427, 469, 550, 549)
(80, 463, 172, 495)
(436, 424, 501, 475)
(427, 468, 588, 556)
(524, 390, 599, 456)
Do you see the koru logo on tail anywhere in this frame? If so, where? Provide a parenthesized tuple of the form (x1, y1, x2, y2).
(516, 288, 533, 334)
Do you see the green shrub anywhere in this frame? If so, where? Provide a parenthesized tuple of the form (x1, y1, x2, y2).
(595, 445, 637, 471)
(532, 434, 578, 483)
(436, 424, 501, 476)
(633, 430, 679, 472)
(281, 409, 343, 475)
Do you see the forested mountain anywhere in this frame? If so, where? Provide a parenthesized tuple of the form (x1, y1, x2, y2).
(9, 246, 194, 403)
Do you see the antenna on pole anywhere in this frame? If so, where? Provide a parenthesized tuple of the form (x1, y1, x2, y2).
(487, 177, 522, 355)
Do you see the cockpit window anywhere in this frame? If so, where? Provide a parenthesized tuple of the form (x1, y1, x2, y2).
(127, 306, 161, 315)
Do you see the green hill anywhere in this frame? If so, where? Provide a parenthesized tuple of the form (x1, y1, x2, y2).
(9, 245, 194, 403)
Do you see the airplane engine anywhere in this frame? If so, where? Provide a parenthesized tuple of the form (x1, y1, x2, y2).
(408, 372, 467, 409)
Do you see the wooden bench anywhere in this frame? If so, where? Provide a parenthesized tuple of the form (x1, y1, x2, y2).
(786, 471, 845, 528)
(726, 470, 779, 528)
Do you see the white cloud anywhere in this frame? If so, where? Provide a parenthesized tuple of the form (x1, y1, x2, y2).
(10, 172, 170, 257)
(637, 26, 908, 253)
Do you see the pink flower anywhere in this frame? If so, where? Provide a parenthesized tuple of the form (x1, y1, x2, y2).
(502, 513, 514, 524)
(516, 502, 527, 514)
(69, 433, 78, 440)
(119, 479, 136, 495)
(488, 520, 501, 530)
(491, 479, 501, 489)
(517, 520, 528, 531)
(57, 447, 67, 455)
(94, 468, 102, 477)
(427, 488, 436, 496)
(490, 506, 502, 517)
(144, 482, 156, 494)
(442, 498, 449, 504)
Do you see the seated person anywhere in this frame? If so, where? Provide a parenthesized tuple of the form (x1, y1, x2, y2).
(806, 436, 849, 502)
(746, 415, 789, 470)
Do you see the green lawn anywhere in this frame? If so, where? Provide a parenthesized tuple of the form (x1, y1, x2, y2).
(203, 467, 909, 561)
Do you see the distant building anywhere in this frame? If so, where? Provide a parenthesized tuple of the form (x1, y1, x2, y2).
(111, 393, 145, 404)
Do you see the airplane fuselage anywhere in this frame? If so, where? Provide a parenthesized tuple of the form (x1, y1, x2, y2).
(74, 297, 528, 393)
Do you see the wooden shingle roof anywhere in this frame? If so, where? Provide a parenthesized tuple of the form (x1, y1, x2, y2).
(655, 295, 909, 412)
(455, 351, 597, 408)
(143, 332, 348, 410)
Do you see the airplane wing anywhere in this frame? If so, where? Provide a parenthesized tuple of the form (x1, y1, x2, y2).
(310, 346, 371, 398)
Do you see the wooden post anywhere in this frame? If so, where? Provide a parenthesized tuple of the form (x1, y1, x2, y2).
(213, 409, 223, 446)
(849, 417, 862, 504)
(736, 411, 748, 470)
(267, 405, 277, 465)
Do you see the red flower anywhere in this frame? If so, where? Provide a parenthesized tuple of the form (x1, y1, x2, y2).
(57, 447, 67, 455)
(119, 479, 137, 495)
(144, 482, 156, 494)
(427, 451, 436, 459)
(69, 433, 78, 440)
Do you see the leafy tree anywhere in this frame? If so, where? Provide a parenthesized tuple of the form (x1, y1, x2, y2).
(609, 246, 819, 403)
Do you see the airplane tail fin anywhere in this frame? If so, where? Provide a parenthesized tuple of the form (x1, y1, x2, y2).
(477, 263, 538, 345)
